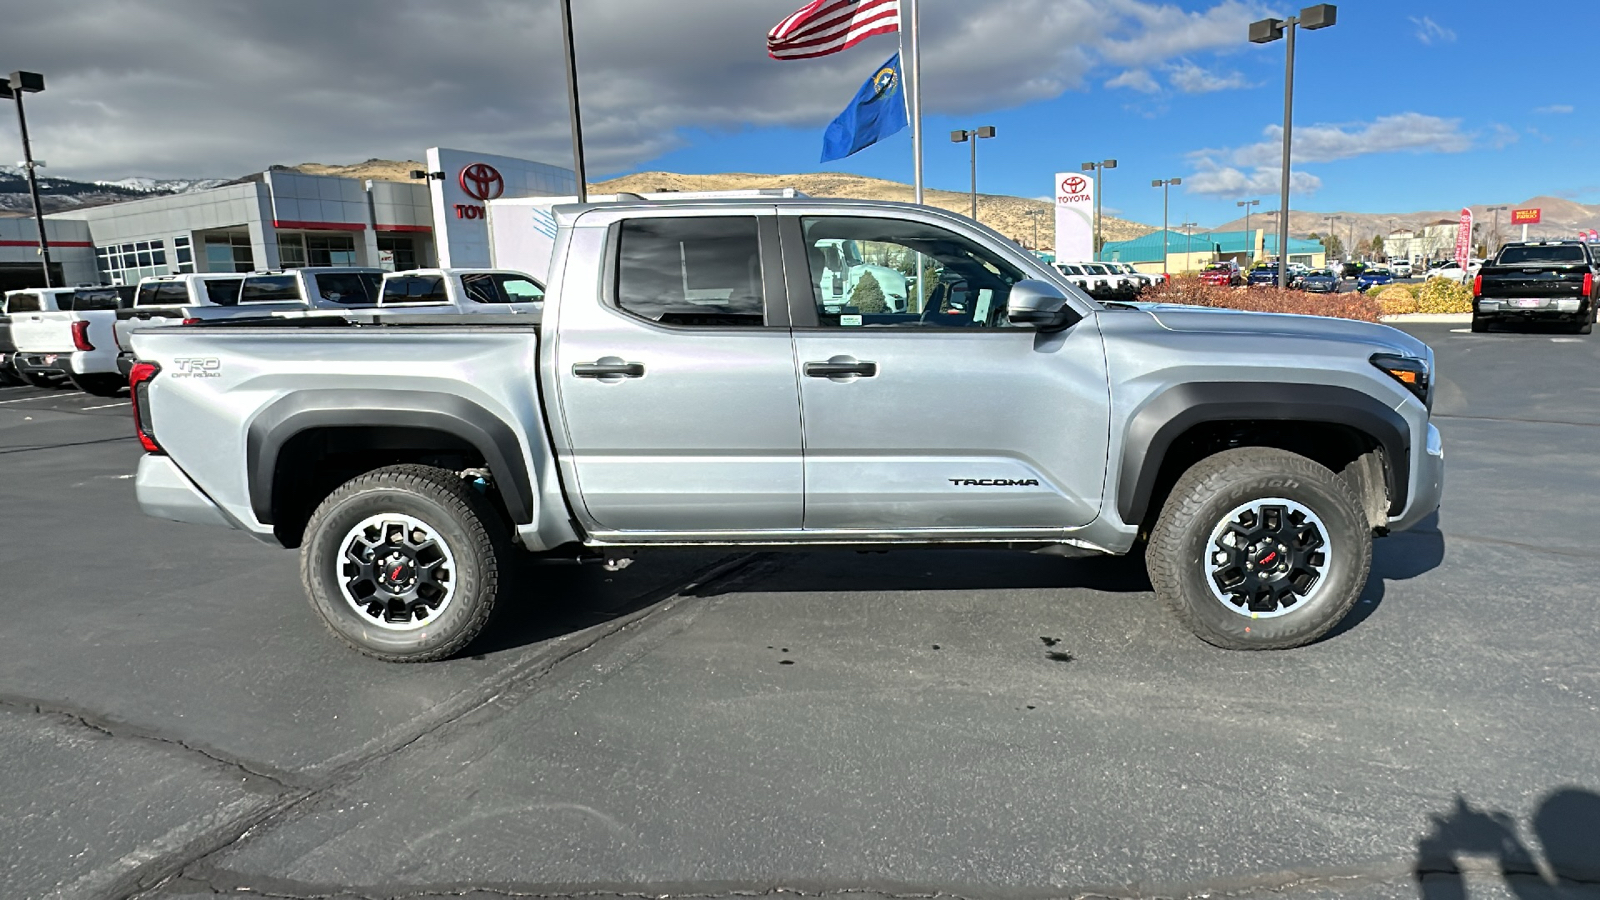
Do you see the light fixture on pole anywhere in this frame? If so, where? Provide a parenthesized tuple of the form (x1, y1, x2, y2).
(950, 126, 996, 221)
(1180, 221, 1198, 274)
(557, 0, 588, 203)
(1081, 159, 1117, 260)
(1151, 178, 1181, 277)
(1250, 3, 1337, 288)
(1486, 205, 1507, 255)
(2, 70, 52, 288)
(1237, 199, 1260, 265)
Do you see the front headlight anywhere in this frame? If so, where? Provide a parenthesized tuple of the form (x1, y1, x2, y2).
(1370, 353, 1430, 405)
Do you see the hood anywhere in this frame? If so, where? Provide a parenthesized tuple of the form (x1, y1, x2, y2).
(1133, 304, 1429, 358)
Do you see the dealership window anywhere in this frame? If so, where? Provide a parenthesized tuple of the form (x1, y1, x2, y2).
(96, 238, 170, 285)
(307, 234, 357, 267)
(173, 236, 195, 274)
(377, 235, 417, 271)
(277, 233, 307, 268)
(204, 234, 254, 273)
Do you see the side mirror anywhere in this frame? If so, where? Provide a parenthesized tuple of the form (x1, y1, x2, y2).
(1006, 279, 1078, 331)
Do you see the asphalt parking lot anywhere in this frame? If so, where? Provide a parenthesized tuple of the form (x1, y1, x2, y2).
(3, 321, 1598, 900)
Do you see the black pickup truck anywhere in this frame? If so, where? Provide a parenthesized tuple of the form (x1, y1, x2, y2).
(1472, 241, 1596, 334)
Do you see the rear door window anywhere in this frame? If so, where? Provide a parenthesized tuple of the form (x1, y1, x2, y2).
(240, 276, 300, 304)
(312, 272, 381, 305)
(461, 273, 502, 304)
(381, 275, 448, 304)
(614, 217, 768, 327)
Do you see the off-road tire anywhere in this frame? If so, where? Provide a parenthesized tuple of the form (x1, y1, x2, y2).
(1575, 307, 1594, 336)
(1146, 447, 1372, 650)
(300, 464, 507, 662)
(1470, 314, 1489, 334)
(68, 373, 126, 397)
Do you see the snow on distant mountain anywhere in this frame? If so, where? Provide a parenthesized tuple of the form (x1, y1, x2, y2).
(94, 176, 229, 194)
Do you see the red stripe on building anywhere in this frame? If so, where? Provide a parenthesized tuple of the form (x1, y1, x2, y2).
(374, 224, 432, 233)
(272, 220, 367, 232)
(0, 240, 95, 248)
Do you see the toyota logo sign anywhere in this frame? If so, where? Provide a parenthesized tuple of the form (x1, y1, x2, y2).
(459, 163, 505, 202)
(1061, 175, 1088, 195)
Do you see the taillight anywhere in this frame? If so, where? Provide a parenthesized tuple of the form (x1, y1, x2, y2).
(72, 320, 95, 351)
(1585, 273, 1594, 296)
(129, 361, 162, 453)
(182, 318, 202, 325)
(1472, 273, 1482, 296)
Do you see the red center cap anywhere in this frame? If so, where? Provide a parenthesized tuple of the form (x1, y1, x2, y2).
(1258, 551, 1279, 566)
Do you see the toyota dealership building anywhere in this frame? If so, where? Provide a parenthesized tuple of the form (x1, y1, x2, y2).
(0, 147, 578, 290)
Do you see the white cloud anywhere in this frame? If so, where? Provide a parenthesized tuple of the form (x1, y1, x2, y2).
(1184, 158, 1322, 197)
(1099, 0, 1270, 66)
(1107, 68, 1161, 93)
(1534, 104, 1574, 114)
(1198, 113, 1473, 169)
(1490, 123, 1520, 149)
(1409, 16, 1456, 45)
(1164, 59, 1253, 93)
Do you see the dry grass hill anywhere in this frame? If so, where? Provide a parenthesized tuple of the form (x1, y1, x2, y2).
(284, 160, 1154, 251)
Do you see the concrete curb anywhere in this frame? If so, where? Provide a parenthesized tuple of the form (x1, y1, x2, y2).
(1380, 313, 1472, 323)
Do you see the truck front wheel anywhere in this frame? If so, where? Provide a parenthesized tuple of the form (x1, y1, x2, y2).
(1146, 447, 1372, 650)
(300, 464, 506, 662)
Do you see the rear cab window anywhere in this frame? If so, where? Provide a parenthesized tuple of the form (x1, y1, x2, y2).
(239, 275, 302, 304)
(1497, 245, 1589, 266)
(136, 282, 192, 307)
(71, 287, 134, 311)
(204, 279, 242, 306)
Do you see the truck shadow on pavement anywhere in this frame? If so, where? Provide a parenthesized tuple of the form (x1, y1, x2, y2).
(1322, 511, 1446, 641)
(1415, 788, 1600, 898)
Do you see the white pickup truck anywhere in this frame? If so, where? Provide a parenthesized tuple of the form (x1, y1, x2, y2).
(7, 285, 134, 394)
(114, 268, 383, 375)
(374, 268, 544, 316)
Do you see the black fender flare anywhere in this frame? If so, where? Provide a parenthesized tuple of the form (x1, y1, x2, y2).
(245, 389, 535, 525)
(1117, 382, 1411, 526)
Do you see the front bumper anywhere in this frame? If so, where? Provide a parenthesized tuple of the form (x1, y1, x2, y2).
(135, 454, 237, 529)
(1390, 423, 1445, 533)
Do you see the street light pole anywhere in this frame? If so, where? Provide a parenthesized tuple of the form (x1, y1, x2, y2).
(1151, 178, 1181, 277)
(1081, 159, 1117, 260)
(1486, 205, 1507, 256)
(2, 71, 52, 287)
(556, 0, 588, 203)
(950, 126, 995, 221)
(1181, 221, 1198, 275)
(1250, 4, 1337, 289)
(1237, 199, 1259, 265)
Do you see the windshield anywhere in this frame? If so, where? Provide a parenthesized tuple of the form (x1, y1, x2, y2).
(1497, 245, 1589, 266)
(1309, 270, 1333, 277)
(1058, 264, 1083, 275)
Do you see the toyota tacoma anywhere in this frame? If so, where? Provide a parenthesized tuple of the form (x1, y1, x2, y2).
(126, 197, 1445, 661)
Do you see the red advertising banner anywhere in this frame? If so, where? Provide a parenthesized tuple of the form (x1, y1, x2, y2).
(1511, 208, 1541, 225)
(1454, 207, 1473, 268)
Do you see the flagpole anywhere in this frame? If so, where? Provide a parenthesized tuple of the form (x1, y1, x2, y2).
(905, 0, 924, 205)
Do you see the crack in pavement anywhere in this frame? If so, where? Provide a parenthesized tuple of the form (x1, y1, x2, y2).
(108, 552, 764, 900)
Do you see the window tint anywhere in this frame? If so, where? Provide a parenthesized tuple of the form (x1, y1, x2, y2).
(800, 216, 1024, 329)
(313, 272, 380, 305)
(497, 275, 544, 303)
(7, 293, 41, 313)
(461, 273, 501, 305)
(204, 279, 242, 306)
(382, 275, 448, 304)
(1497, 245, 1588, 265)
(135, 283, 188, 306)
(72, 287, 129, 311)
(240, 275, 300, 304)
(615, 217, 766, 327)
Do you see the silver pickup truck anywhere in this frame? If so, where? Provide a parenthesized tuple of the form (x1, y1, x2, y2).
(128, 197, 1445, 662)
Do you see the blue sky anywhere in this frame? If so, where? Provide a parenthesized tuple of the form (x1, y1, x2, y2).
(618, 0, 1597, 228)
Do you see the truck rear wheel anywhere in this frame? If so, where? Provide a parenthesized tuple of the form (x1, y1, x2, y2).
(67, 373, 126, 397)
(300, 464, 506, 662)
(1146, 447, 1371, 650)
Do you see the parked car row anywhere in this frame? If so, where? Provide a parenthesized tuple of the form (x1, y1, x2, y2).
(1054, 261, 1161, 302)
(1, 266, 545, 391)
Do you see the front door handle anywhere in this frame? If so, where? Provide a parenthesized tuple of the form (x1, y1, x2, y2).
(573, 357, 645, 379)
(804, 357, 877, 378)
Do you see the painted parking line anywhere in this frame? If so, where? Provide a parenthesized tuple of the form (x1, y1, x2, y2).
(82, 401, 132, 410)
(0, 391, 86, 405)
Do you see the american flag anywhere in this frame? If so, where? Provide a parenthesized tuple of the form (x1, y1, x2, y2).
(768, 0, 901, 60)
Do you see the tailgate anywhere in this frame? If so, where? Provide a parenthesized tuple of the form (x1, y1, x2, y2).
(10, 311, 75, 353)
(115, 306, 185, 351)
(1480, 266, 1588, 299)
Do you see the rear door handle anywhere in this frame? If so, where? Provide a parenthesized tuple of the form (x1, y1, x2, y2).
(573, 358, 645, 379)
(804, 358, 877, 378)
